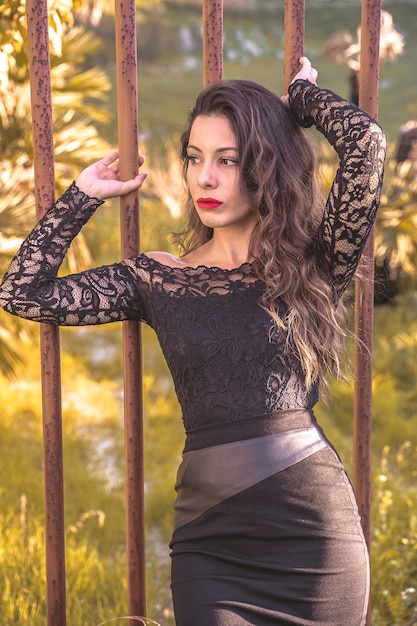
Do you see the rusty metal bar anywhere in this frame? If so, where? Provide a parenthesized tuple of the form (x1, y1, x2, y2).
(26, 0, 66, 624)
(355, 0, 382, 548)
(202, 0, 223, 86)
(283, 0, 305, 90)
(114, 0, 146, 619)
(354, 1, 382, 623)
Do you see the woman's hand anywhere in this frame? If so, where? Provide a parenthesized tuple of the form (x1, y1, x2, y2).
(290, 56, 318, 86)
(281, 57, 318, 106)
(75, 151, 147, 200)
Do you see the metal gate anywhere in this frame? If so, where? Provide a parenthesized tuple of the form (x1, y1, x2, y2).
(26, 0, 382, 624)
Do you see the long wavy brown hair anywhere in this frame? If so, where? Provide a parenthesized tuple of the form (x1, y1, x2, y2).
(175, 79, 348, 390)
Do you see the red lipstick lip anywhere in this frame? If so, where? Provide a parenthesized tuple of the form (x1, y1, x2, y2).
(196, 198, 223, 209)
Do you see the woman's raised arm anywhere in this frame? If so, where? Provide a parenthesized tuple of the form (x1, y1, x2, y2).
(0, 152, 148, 325)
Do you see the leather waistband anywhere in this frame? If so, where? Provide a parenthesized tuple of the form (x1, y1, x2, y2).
(174, 420, 327, 530)
(183, 409, 319, 452)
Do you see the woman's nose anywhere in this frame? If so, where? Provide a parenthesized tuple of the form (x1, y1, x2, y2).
(198, 161, 217, 188)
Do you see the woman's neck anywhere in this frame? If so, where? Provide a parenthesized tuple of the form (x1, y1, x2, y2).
(185, 227, 255, 270)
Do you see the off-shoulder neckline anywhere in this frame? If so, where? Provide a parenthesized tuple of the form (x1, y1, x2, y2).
(141, 252, 257, 273)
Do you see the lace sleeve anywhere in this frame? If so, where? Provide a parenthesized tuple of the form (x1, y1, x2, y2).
(288, 80, 387, 297)
(0, 182, 149, 326)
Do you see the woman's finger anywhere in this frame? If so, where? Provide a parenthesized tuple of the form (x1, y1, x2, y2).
(101, 151, 120, 167)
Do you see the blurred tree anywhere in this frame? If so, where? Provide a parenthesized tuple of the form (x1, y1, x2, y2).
(0, 0, 113, 376)
(323, 10, 405, 106)
(322, 10, 417, 303)
(317, 138, 417, 306)
(375, 156, 417, 301)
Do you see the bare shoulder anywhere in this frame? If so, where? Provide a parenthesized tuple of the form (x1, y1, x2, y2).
(145, 244, 219, 269)
(145, 251, 189, 268)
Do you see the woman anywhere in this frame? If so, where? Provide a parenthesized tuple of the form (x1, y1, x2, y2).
(0, 58, 386, 625)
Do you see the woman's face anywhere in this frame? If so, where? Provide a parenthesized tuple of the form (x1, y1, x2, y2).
(186, 114, 255, 233)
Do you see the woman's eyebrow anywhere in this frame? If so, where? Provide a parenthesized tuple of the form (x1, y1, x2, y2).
(187, 144, 239, 154)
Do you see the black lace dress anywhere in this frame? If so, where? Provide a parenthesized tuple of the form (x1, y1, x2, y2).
(0, 81, 386, 625)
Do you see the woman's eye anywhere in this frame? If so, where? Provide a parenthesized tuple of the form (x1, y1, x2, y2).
(187, 155, 199, 165)
(220, 157, 238, 166)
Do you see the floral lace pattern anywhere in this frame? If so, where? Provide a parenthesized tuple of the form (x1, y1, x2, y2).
(0, 82, 386, 432)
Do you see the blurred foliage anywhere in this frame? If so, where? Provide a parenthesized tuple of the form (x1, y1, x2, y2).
(0, 349, 127, 624)
(0, 1, 416, 624)
(376, 155, 417, 292)
(0, 2, 112, 189)
(317, 140, 417, 301)
(0, 507, 129, 625)
(0, 0, 113, 376)
(0, 328, 179, 624)
(371, 442, 417, 626)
